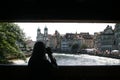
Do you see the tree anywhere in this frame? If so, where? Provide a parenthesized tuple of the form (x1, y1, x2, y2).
(80, 44, 88, 49)
(71, 43, 79, 54)
(0, 23, 26, 64)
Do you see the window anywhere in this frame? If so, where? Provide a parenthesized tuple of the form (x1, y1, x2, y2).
(1, 22, 120, 66)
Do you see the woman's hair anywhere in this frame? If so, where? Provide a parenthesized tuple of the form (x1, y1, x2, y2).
(32, 41, 46, 57)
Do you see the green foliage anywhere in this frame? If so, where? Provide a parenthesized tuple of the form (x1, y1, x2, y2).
(72, 44, 79, 50)
(71, 43, 79, 54)
(0, 22, 26, 64)
(80, 44, 88, 49)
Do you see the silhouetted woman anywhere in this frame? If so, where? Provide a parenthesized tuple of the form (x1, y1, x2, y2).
(28, 41, 58, 80)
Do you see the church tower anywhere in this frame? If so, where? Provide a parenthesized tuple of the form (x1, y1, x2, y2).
(43, 26, 49, 47)
(36, 27, 44, 41)
(37, 27, 41, 36)
(44, 26, 48, 41)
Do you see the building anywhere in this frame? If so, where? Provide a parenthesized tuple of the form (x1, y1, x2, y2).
(95, 25, 115, 52)
(114, 24, 120, 51)
(61, 36, 70, 52)
(80, 33, 94, 48)
(25, 40, 35, 51)
(94, 32, 101, 49)
(36, 27, 44, 41)
(100, 25, 115, 51)
(61, 32, 89, 53)
(36, 26, 49, 47)
(52, 30, 61, 51)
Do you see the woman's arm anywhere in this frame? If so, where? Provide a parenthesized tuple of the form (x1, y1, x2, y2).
(48, 54, 57, 66)
(46, 47, 58, 66)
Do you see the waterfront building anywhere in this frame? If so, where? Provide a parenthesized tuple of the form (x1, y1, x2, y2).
(52, 30, 61, 51)
(114, 24, 120, 51)
(95, 25, 115, 52)
(80, 33, 94, 48)
(60, 32, 93, 53)
(61, 36, 70, 52)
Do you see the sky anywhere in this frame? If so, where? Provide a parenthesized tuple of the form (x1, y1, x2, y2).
(15, 23, 116, 41)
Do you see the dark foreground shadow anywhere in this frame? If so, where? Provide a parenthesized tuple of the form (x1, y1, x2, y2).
(0, 65, 120, 80)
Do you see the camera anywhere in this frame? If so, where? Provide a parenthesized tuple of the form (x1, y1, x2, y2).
(46, 47, 52, 55)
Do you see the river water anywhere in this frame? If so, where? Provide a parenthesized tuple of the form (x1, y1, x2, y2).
(11, 53, 120, 66)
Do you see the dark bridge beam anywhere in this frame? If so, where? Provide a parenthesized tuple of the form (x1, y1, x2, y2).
(0, 65, 119, 80)
(0, 0, 119, 22)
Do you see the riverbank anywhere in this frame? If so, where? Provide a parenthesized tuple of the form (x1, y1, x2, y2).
(10, 53, 120, 65)
(8, 51, 120, 64)
(9, 57, 30, 65)
(7, 53, 31, 64)
(53, 51, 120, 59)
(80, 52, 120, 59)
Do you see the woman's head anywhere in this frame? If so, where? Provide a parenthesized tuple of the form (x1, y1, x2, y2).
(32, 41, 46, 57)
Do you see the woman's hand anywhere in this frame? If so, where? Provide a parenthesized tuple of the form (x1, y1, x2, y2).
(46, 47, 52, 55)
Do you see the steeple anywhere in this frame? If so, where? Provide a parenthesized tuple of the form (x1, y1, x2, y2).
(37, 27, 41, 33)
(44, 26, 48, 37)
(37, 27, 41, 36)
(43, 25, 48, 42)
(36, 27, 44, 41)
(44, 25, 48, 31)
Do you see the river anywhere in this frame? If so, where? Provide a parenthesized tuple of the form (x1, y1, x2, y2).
(11, 53, 120, 66)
